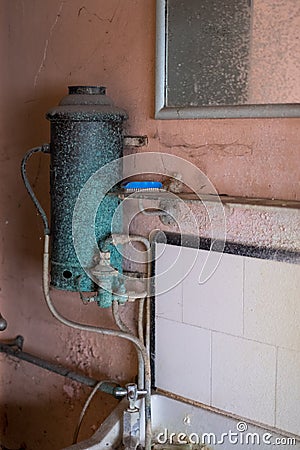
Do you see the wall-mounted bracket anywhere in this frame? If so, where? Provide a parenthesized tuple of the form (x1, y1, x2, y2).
(124, 136, 148, 147)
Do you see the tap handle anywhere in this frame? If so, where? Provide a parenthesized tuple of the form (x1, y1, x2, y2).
(114, 383, 147, 406)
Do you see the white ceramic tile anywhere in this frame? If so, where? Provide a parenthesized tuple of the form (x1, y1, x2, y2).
(148, 393, 300, 450)
(276, 347, 300, 435)
(212, 332, 276, 426)
(244, 257, 300, 351)
(182, 249, 243, 335)
(155, 243, 185, 322)
(155, 317, 211, 405)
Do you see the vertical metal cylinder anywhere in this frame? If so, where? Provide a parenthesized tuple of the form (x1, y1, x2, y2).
(46, 86, 127, 294)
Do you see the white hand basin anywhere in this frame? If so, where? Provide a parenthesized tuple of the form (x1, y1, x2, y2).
(64, 392, 300, 449)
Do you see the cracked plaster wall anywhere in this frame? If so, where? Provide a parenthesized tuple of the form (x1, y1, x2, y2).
(0, 0, 299, 449)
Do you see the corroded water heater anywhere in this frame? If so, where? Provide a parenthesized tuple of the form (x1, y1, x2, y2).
(22, 86, 127, 307)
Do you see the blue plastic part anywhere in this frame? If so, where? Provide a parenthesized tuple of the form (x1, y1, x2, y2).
(123, 181, 163, 190)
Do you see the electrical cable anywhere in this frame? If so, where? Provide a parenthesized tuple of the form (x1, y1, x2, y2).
(112, 299, 145, 389)
(21, 145, 50, 235)
(42, 235, 152, 450)
(22, 147, 154, 447)
(72, 380, 119, 444)
(103, 234, 151, 348)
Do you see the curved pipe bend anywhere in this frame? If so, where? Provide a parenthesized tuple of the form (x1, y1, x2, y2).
(42, 235, 152, 450)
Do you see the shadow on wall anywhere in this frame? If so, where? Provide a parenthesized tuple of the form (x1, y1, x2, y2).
(2, 83, 131, 450)
(1, 85, 68, 270)
(17, 90, 63, 265)
(0, 394, 119, 450)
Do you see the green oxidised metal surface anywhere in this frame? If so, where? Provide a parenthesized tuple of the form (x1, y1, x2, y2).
(46, 86, 127, 307)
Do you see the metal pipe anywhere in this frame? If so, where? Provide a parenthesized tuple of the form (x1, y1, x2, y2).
(112, 300, 145, 389)
(112, 300, 133, 335)
(145, 230, 173, 355)
(145, 257, 151, 354)
(42, 235, 152, 450)
(138, 297, 145, 345)
(109, 231, 155, 356)
(103, 234, 152, 375)
(111, 235, 151, 352)
(0, 339, 118, 396)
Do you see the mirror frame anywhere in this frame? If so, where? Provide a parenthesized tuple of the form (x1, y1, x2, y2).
(155, 0, 300, 120)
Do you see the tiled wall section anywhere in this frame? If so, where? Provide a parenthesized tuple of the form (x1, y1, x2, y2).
(155, 243, 300, 436)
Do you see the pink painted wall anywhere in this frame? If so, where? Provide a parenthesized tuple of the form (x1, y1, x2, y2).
(249, 0, 300, 104)
(0, 1, 299, 448)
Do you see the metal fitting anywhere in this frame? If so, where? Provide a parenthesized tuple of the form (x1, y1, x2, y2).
(114, 383, 147, 405)
(117, 383, 147, 450)
(90, 251, 127, 307)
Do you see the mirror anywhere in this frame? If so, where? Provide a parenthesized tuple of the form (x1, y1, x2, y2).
(156, 0, 300, 119)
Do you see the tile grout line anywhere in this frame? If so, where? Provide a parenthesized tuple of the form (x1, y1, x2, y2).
(179, 317, 279, 349)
